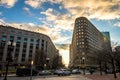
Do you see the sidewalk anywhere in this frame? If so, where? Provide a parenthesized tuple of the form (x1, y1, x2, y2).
(85, 73, 120, 80)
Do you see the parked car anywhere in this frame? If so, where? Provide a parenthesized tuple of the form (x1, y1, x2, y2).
(16, 68, 38, 76)
(38, 70, 52, 75)
(71, 69, 81, 74)
(89, 69, 95, 74)
(106, 69, 113, 74)
(54, 69, 71, 76)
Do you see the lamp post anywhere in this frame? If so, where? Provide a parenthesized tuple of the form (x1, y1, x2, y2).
(4, 41, 16, 80)
(82, 57, 85, 75)
(46, 58, 50, 69)
(30, 60, 33, 80)
(112, 48, 117, 78)
(0, 41, 4, 71)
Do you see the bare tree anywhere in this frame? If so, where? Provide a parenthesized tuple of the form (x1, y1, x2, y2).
(34, 48, 46, 70)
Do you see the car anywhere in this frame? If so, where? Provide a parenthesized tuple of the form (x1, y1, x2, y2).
(16, 68, 38, 76)
(54, 70, 60, 75)
(38, 70, 52, 75)
(55, 69, 71, 76)
(106, 69, 113, 74)
(72, 69, 81, 74)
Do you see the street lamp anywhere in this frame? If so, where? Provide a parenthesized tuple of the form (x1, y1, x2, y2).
(30, 60, 33, 80)
(0, 41, 4, 71)
(46, 58, 50, 69)
(111, 48, 117, 78)
(82, 57, 85, 75)
(4, 41, 16, 80)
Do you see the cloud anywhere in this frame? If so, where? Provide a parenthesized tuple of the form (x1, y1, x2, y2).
(39, 8, 74, 43)
(23, 7, 30, 12)
(0, 12, 2, 15)
(25, 0, 62, 8)
(114, 22, 120, 27)
(25, 0, 120, 20)
(0, 19, 5, 25)
(40, 8, 74, 30)
(62, 0, 120, 20)
(48, 0, 62, 4)
(0, 0, 17, 8)
(25, 0, 46, 8)
(8, 22, 38, 30)
(41, 8, 56, 21)
(56, 44, 69, 50)
(23, 7, 33, 16)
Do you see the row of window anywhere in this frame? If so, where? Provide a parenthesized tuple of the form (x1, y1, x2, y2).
(76, 19, 86, 23)
(1, 35, 40, 43)
(1, 35, 46, 62)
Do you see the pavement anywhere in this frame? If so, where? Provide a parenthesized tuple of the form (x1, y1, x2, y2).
(85, 73, 120, 80)
(0, 74, 92, 80)
(0, 73, 120, 80)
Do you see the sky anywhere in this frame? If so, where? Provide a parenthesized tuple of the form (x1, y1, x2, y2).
(0, 0, 120, 66)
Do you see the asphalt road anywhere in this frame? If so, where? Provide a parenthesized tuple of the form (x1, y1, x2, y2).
(0, 75, 92, 80)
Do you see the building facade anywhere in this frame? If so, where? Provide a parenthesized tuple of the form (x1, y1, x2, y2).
(0, 25, 58, 69)
(69, 17, 111, 68)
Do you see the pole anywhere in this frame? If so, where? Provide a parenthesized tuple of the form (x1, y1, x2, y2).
(112, 57, 117, 78)
(82, 57, 85, 75)
(3, 41, 15, 80)
(4, 61, 9, 80)
(30, 61, 33, 80)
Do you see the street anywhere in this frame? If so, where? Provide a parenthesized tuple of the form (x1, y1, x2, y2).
(0, 75, 92, 80)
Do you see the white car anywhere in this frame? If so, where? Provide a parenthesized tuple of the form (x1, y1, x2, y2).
(38, 70, 52, 75)
(72, 69, 81, 74)
(55, 69, 71, 76)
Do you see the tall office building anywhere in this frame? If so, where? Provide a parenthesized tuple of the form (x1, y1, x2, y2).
(0, 25, 58, 69)
(70, 17, 111, 68)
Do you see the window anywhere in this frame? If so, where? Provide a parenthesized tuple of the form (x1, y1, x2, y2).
(29, 54, 32, 57)
(15, 53, 19, 57)
(22, 49, 26, 53)
(10, 35, 14, 42)
(36, 39, 40, 44)
(21, 58, 25, 61)
(42, 39, 44, 43)
(22, 54, 26, 57)
(2, 35, 7, 41)
(23, 43, 27, 48)
(81, 26, 83, 28)
(81, 32, 84, 34)
(16, 43, 20, 47)
(29, 49, 33, 53)
(16, 48, 20, 52)
(30, 38, 34, 43)
(30, 43, 33, 49)
(82, 42, 84, 44)
(77, 42, 79, 45)
(24, 37, 28, 42)
(17, 36, 21, 43)
(41, 39, 44, 48)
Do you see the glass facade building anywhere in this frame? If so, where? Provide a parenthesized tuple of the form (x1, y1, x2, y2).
(0, 25, 58, 69)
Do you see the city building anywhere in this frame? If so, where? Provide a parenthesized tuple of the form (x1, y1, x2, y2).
(69, 17, 111, 68)
(0, 25, 59, 69)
